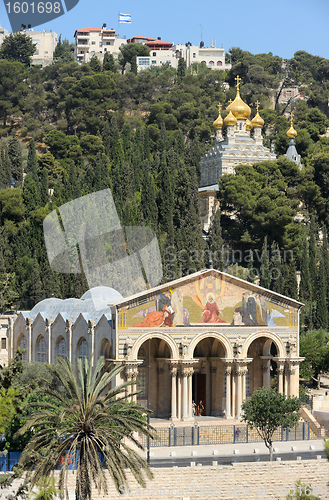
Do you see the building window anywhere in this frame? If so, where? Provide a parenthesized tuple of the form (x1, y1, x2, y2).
(99, 42, 102, 47)
(209, 61, 214, 66)
(217, 60, 222, 66)
(139, 58, 150, 66)
(19, 335, 27, 361)
(37, 336, 46, 363)
(104, 48, 107, 52)
(1, 338, 6, 350)
(78, 338, 88, 359)
(91, 41, 95, 45)
(153, 52, 156, 56)
(57, 338, 66, 359)
(193, 53, 196, 58)
(152, 60, 156, 65)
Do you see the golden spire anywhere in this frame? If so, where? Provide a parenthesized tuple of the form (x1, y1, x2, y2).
(223, 110, 237, 127)
(225, 75, 251, 119)
(235, 74, 242, 92)
(287, 112, 297, 138)
(251, 100, 264, 128)
(213, 102, 223, 129)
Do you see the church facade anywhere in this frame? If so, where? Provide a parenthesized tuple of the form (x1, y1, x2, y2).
(9, 269, 303, 421)
(199, 76, 276, 231)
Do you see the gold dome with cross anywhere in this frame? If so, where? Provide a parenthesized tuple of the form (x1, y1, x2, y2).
(225, 75, 251, 120)
(287, 112, 297, 138)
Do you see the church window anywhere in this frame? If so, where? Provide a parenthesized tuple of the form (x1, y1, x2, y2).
(78, 338, 88, 359)
(37, 336, 47, 363)
(57, 338, 66, 359)
(1, 338, 6, 350)
(20, 335, 27, 360)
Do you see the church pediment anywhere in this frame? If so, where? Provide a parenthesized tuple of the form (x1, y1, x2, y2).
(113, 269, 302, 330)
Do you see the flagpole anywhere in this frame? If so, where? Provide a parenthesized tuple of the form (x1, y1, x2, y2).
(118, 11, 120, 38)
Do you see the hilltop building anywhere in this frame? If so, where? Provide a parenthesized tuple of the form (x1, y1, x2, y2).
(9, 269, 303, 421)
(199, 76, 276, 231)
(0, 28, 57, 67)
(74, 26, 127, 63)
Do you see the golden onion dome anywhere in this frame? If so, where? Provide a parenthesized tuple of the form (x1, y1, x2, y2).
(246, 119, 253, 131)
(213, 102, 223, 129)
(224, 110, 237, 127)
(251, 112, 264, 128)
(287, 126, 297, 138)
(287, 112, 297, 138)
(225, 75, 251, 120)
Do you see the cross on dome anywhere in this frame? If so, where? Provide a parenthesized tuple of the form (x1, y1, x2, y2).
(255, 100, 260, 113)
(235, 75, 242, 91)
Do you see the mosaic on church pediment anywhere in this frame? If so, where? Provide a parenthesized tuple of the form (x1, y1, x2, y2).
(116, 272, 299, 330)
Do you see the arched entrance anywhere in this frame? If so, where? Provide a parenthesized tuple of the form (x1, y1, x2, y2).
(137, 338, 172, 418)
(192, 337, 226, 416)
(247, 336, 279, 395)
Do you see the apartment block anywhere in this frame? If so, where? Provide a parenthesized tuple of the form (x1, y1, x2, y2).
(74, 26, 127, 63)
(0, 28, 57, 67)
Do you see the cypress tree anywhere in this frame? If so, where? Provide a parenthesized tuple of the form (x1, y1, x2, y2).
(140, 160, 158, 228)
(259, 236, 271, 289)
(176, 58, 186, 83)
(40, 167, 49, 206)
(308, 217, 318, 301)
(315, 240, 328, 329)
(0, 143, 11, 186)
(30, 258, 46, 306)
(26, 139, 38, 182)
(208, 205, 224, 270)
(270, 241, 283, 293)
(103, 52, 117, 72)
(7, 136, 23, 183)
(299, 233, 313, 330)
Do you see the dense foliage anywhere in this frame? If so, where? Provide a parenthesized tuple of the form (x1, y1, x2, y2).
(0, 45, 329, 335)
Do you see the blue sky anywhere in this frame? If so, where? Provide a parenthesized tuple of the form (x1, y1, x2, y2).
(1, 0, 329, 59)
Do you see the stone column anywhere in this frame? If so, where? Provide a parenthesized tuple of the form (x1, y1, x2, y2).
(125, 367, 132, 401)
(131, 367, 139, 403)
(277, 364, 284, 394)
(236, 366, 243, 417)
(205, 359, 211, 415)
(242, 367, 247, 402)
(65, 319, 73, 364)
(188, 367, 193, 418)
(231, 368, 236, 417)
(182, 368, 189, 420)
(46, 318, 51, 364)
(8, 317, 14, 362)
(284, 365, 289, 396)
(88, 320, 95, 365)
(261, 359, 271, 388)
(225, 366, 232, 418)
(177, 370, 182, 420)
(170, 365, 178, 421)
(26, 317, 32, 362)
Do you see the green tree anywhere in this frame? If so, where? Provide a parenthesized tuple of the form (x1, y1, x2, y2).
(241, 387, 301, 461)
(176, 58, 186, 83)
(89, 54, 101, 72)
(16, 356, 154, 499)
(29, 476, 61, 500)
(0, 387, 20, 434)
(0, 32, 36, 66)
(7, 136, 23, 183)
(299, 330, 329, 387)
(103, 52, 117, 72)
(53, 35, 74, 63)
(118, 43, 150, 74)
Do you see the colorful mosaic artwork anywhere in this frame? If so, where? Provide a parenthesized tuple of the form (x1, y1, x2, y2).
(118, 273, 298, 329)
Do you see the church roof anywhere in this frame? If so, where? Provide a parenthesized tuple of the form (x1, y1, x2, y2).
(111, 268, 303, 310)
(28, 286, 123, 324)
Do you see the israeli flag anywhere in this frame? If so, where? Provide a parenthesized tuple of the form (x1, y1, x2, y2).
(119, 13, 132, 23)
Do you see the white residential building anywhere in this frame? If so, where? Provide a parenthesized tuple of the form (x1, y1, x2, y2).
(174, 43, 232, 71)
(0, 28, 57, 67)
(74, 26, 127, 63)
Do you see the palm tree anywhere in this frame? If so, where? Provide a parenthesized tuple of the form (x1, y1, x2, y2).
(16, 356, 154, 500)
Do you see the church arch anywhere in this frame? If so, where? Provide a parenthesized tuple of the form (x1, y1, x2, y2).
(241, 331, 286, 358)
(18, 333, 27, 361)
(191, 333, 230, 417)
(135, 336, 173, 418)
(131, 332, 179, 360)
(188, 332, 233, 359)
(99, 338, 112, 360)
(77, 337, 88, 360)
(55, 336, 66, 360)
(36, 335, 47, 363)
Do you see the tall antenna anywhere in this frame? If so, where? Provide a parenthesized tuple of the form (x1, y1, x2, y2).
(200, 24, 203, 42)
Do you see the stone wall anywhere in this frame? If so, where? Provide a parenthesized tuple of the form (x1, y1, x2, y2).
(25, 459, 328, 500)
